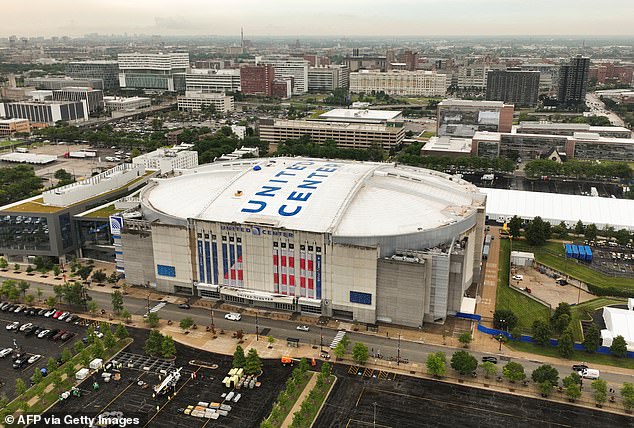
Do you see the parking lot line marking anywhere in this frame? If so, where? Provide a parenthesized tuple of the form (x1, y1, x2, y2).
(347, 418, 392, 428)
(366, 388, 572, 427)
(355, 386, 365, 407)
(143, 367, 201, 428)
(96, 372, 147, 416)
(363, 368, 374, 377)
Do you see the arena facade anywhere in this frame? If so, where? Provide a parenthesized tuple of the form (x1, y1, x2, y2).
(118, 157, 486, 327)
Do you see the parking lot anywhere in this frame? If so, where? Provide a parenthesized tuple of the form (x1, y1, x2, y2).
(316, 364, 634, 428)
(40, 326, 290, 427)
(590, 243, 634, 278)
(0, 304, 88, 398)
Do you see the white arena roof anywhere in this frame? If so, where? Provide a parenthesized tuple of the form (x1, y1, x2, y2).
(482, 188, 634, 231)
(141, 158, 484, 236)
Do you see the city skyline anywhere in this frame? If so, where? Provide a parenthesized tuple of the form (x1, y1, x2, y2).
(3, 0, 633, 38)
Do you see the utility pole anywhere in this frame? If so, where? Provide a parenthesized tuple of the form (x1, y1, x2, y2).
(397, 333, 401, 366)
(320, 325, 323, 353)
(146, 292, 150, 316)
(373, 402, 377, 428)
(255, 312, 259, 341)
(210, 307, 214, 330)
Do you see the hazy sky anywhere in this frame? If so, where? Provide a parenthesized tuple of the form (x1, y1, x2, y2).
(4, 0, 633, 37)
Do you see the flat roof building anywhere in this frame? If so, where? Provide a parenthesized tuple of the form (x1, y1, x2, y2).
(103, 96, 151, 112)
(0, 118, 30, 136)
(118, 52, 189, 92)
(52, 87, 104, 114)
(132, 147, 198, 173)
(185, 69, 241, 93)
(24, 77, 104, 90)
(437, 99, 514, 138)
(177, 92, 234, 113)
(516, 121, 632, 139)
(65, 60, 119, 90)
(485, 69, 540, 107)
(0, 100, 88, 125)
(350, 70, 447, 97)
(256, 56, 309, 95)
(421, 136, 472, 158)
(308, 65, 349, 92)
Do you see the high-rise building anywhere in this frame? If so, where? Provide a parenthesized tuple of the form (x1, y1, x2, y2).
(240, 64, 275, 96)
(307, 65, 349, 92)
(65, 61, 119, 90)
(519, 63, 559, 95)
(558, 55, 590, 106)
(185, 69, 241, 93)
(256, 56, 309, 95)
(117, 52, 189, 92)
(350, 70, 447, 97)
(485, 69, 540, 107)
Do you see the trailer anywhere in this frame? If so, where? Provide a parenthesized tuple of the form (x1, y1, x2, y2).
(571, 245, 579, 259)
(578, 245, 586, 261)
(482, 244, 490, 260)
(584, 246, 593, 262)
(564, 243, 573, 258)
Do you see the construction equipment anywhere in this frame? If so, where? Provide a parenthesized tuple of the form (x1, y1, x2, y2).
(154, 367, 182, 396)
(281, 356, 301, 366)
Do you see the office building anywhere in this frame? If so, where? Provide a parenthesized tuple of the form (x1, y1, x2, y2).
(256, 56, 309, 95)
(343, 53, 387, 72)
(0, 118, 30, 136)
(437, 100, 514, 138)
(516, 122, 632, 139)
(120, 158, 486, 327)
(0, 100, 88, 125)
(558, 55, 590, 106)
(0, 87, 37, 101)
(308, 65, 349, 92)
(65, 61, 119, 90)
(132, 146, 198, 173)
(118, 52, 189, 92)
(177, 92, 234, 113)
(24, 77, 104, 90)
(485, 69, 540, 107)
(240, 64, 275, 96)
(103, 96, 151, 112)
(519, 63, 559, 94)
(457, 65, 491, 89)
(349, 70, 447, 97)
(589, 63, 634, 85)
(185, 69, 241, 93)
(52, 87, 104, 114)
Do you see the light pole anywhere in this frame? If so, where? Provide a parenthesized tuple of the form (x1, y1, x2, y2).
(255, 312, 259, 341)
(210, 307, 215, 330)
(373, 402, 377, 428)
(320, 325, 323, 353)
(397, 333, 401, 366)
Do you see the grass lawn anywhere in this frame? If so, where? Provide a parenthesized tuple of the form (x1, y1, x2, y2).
(496, 239, 551, 333)
(569, 297, 625, 341)
(507, 340, 634, 370)
(512, 240, 634, 294)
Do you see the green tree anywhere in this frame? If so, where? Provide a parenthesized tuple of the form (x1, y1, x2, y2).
(621, 382, 634, 412)
(162, 335, 176, 358)
(111, 289, 124, 315)
(81, 349, 91, 366)
(480, 361, 498, 379)
(31, 368, 43, 385)
(538, 380, 554, 397)
(458, 332, 473, 348)
(91, 269, 107, 283)
(87, 300, 98, 315)
(552, 313, 571, 335)
(508, 215, 522, 238)
(25, 293, 35, 304)
(0, 257, 7, 269)
(610, 335, 628, 357)
(18, 280, 29, 297)
(36, 287, 43, 301)
(144, 330, 164, 356)
(267, 336, 275, 348)
(76, 265, 93, 281)
(244, 348, 263, 375)
(104, 329, 117, 349)
(179, 317, 194, 330)
(552, 302, 571, 321)
(145, 312, 160, 328)
(74, 340, 85, 354)
(352, 342, 369, 365)
(532, 319, 552, 346)
(298, 357, 309, 374)
(46, 295, 56, 309)
(115, 323, 129, 339)
(592, 379, 608, 407)
(450, 351, 478, 375)
(558, 327, 575, 358)
(333, 341, 346, 360)
(426, 352, 446, 378)
(565, 383, 582, 402)
(47, 357, 57, 374)
(120, 308, 131, 323)
(531, 364, 559, 386)
(574, 220, 585, 236)
(340, 334, 350, 350)
(92, 337, 105, 358)
(524, 216, 550, 246)
(130, 148, 141, 159)
(15, 378, 26, 396)
(321, 362, 331, 380)
(233, 345, 246, 368)
(583, 323, 601, 352)
(493, 309, 518, 331)
(584, 223, 598, 241)
(502, 362, 526, 383)
(563, 372, 582, 389)
(61, 347, 73, 363)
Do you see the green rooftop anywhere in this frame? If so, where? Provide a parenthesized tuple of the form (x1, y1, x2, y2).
(83, 204, 122, 219)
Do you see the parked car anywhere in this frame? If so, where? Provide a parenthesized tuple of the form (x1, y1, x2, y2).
(512, 274, 524, 281)
(482, 356, 498, 364)
(296, 325, 310, 332)
(37, 309, 47, 316)
(13, 357, 28, 369)
(44, 309, 56, 317)
(578, 368, 600, 380)
(6, 321, 20, 331)
(224, 312, 241, 321)
(58, 312, 70, 321)
(19, 323, 33, 332)
(47, 329, 59, 339)
(178, 303, 191, 309)
(572, 363, 589, 372)
(52, 330, 66, 341)
(65, 314, 78, 323)
(52, 311, 64, 319)
(60, 332, 75, 341)
(24, 325, 37, 336)
(37, 329, 51, 338)
(13, 305, 25, 313)
(0, 348, 13, 358)
(0, 302, 9, 311)
(28, 354, 42, 364)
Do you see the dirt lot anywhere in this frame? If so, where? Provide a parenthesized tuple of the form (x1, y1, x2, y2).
(39, 326, 290, 427)
(510, 265, 595, 306)
(316, 364, 634, 428)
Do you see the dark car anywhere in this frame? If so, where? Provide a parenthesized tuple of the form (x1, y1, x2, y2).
(572, 364, 588, 372)
(60, 331, 75, 341)
(52, 330, 66, 341)
(65, 314, 78, 323)
(46, 329, 59, 339)
(13, 357, 28, 369)
(24, 325, 37, 336)
(178, 303, 191, 309)
(482, 356, 498, 364)
(4, 304, 15, 312)
(37, 309, 47, 316)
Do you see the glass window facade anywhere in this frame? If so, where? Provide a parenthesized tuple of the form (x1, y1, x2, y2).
(0, 215, 50, 252)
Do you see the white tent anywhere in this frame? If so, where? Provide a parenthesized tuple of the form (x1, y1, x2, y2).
(601, 307, 634, 351)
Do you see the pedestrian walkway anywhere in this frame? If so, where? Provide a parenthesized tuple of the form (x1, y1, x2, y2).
(281, 372, 317, 428)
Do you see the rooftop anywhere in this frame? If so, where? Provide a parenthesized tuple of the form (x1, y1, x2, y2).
(439, 99, 508, 108)
(268, 119, 402, 133)
(318, 109, 402, 123)
(141, 158, 483, 236)
(422, 136, 472, 153)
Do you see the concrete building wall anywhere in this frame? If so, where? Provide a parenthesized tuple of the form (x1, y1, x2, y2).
(120, 227, 156, 287)
(151, 223, 194, 293)
(376, 258, 428, 327)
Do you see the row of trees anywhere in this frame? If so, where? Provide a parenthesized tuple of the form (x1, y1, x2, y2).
(0, 165, 43, 206)
(144, 330, 177, 359)
(397, 143, 516, 173)
(524, 159, 631, 180)
(233, 345, 263, 375)
(276, 137, 385, 162)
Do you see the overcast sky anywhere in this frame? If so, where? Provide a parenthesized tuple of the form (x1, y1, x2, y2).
(4, 0, 633, 37)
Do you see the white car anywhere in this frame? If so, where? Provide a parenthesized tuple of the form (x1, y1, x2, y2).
(512, 274, 524, 281)
(37, 329, 51, 338)
(296, 325, 310, 332)
(28, 354, 42, 364)
(58, 312, 70, 321)
(19, 323, 33, 332)
(6, 321, 20, 331)
(224, 312, 241, 321)
(44, 309, 56, 317)
(95, 331, 104, 338)
(13, 305, 25, 313)
(0, 348, 13, 358)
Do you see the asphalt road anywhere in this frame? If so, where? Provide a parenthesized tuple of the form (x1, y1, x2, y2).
(6, 276, 634, 389)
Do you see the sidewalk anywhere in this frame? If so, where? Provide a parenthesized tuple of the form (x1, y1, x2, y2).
(281, 373, 317, 428)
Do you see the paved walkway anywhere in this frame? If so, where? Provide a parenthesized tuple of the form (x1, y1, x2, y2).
(281, 372, 317, 428)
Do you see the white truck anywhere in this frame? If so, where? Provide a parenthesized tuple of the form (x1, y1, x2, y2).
(578, 368, 600, 380)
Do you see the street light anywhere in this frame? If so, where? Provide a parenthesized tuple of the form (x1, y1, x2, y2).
(373, 402, 377, 428)
(397, 333, 401, 366)
(210, 307, 215, 330)
(255, 312, 259, 341)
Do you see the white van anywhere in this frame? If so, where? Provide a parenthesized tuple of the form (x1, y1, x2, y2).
(578, 368, 600, 380)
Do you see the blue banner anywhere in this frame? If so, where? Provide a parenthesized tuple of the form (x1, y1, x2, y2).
(316, 254, 322, 299)
(197, 240, 205, 283)
(212, 242, 219, 285)
(204, 241, 211, 286)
